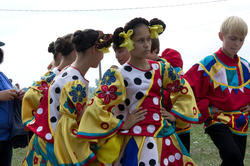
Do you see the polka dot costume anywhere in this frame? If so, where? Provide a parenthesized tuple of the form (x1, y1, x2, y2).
(113, 60, 163, 137)
(49, 66, 89, 134)
(138, 137, 160, 166)
(78, 59, 199, 165)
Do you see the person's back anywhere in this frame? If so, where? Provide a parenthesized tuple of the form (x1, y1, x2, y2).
(184, 16, 250, 166)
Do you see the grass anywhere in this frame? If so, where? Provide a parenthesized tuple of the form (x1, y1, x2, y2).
(13, 124, 250, 166)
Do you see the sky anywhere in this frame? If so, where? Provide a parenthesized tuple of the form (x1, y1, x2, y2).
(0, 0, 250, 88)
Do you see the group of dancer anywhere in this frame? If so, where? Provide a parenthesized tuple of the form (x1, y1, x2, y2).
(21, 16, 250, 166)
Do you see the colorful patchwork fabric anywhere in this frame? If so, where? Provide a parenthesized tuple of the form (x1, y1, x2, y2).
(184, 49, 250, 135)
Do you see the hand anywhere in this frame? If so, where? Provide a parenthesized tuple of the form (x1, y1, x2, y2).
(121, 107, 147, 130)
(240, 105, 250, 113)
(0, 89, 18, 101)
(16, 90, 25, 100)
(160, 107, 176, 122)
(211, 105, 224, 113)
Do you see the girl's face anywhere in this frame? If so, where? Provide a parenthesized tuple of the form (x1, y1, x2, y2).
(130, 25, 151, 60)
(115, 47, 130, 65)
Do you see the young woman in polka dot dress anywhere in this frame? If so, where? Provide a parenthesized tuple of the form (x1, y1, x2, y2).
(146, 18, 192, 153)
(22, 29, 113, 166)
(22, 34, 76, 129)
(77, 18, 200, 166)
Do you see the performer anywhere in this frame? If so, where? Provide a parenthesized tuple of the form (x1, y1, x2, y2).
(22, 29, 113, 166)
(22, 34, 76, 127)
(78, 17, 200, 166)
(184, 16, 250, 166)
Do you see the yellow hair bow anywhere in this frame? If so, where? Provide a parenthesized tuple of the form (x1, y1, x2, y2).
(98, 46, 110, 53)
(119, 29, 134, 52)
(149, 25, 163, 39)
(98, 39, 111, 53)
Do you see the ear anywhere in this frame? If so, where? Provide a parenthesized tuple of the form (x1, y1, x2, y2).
(218, 32, 223, 41)
(90, 45, 96, 54)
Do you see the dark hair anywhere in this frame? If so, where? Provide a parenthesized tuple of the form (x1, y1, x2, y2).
(149, 18, 166, 35)
(0, 48, 3, 64)
(113, 17, 150, 50)
(151, 38, 160, 53)
(54, 34, 74, 56)
(112, 27, 125, 50)
(124, 17, 150, 32)
(72, 29, 113, 53)
(48, 41, 58, 61)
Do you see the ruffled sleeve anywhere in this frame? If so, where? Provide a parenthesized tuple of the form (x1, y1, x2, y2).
(22, 71, 56, 126)
(59, 80, 88, 121)
(183, 64, 211, 123)
(77, 68, 126, 139)
(162, 62, 200, 123)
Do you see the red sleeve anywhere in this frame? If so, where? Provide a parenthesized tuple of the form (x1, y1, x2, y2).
(183, 64, 211, 123)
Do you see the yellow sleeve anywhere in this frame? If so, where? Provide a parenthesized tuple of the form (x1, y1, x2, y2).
(59, 80, 88, 122)
(22, 71, 56, 126)
(162, 62, 200, 123)
(77, 68, 126, 139)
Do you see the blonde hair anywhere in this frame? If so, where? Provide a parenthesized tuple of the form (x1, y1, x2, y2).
(220, 16, 248, 37)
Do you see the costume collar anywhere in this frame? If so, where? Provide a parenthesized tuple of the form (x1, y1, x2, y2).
(215, 48, 239, 66)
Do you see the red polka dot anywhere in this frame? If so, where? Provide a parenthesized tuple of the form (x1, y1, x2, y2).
(193, 107, 197, 115)
(72, 129, 77, 135)
(101, 122, 109, 129)
(181, 87, 188, 94)
(185, 162, 194, 166)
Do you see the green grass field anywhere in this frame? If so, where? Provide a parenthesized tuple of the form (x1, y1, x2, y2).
(13, 124, 250, 166)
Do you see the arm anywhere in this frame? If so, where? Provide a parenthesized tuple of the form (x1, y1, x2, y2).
(183, 64, 211, 123)
(22, 72, 56, 126)
(162, 62, 200, 124)
(0, 89, 17, 101)
(77, 68, 126, 139)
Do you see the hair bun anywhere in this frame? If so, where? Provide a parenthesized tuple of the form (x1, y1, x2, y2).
(72, 29, 99, 52)
(150, 18, 166, 34)
(96, 33, 113, 49)
(112, 27, 125, 49)
(48, 41, 55, 54)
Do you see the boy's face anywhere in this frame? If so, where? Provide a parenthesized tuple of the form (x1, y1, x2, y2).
(219, 31, 245, 58)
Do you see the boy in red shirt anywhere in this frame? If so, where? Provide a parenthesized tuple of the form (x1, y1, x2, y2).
(184, 16, 250, 166)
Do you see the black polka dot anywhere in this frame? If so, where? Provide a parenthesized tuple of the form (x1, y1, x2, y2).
(55, 87, 60, 94)
(147, 142, 154, 149)
(145, 72, 152, 79)
(125, 98, 130, 106)
(134, 78, 142, 85)
(118, 104, 125, 111)
(72, 75, 78, 80)
(57, 105, 60, 111)
(124, 66, 132, 72)
(116, 115, 124, 120)
(139, 162, 145, 166)
(50, 98, 53, 104)
(149, 159, 156, 166)
(50, 116, 57, 123)
(135, 92, 144, 100)
(62, 72, 67, 77)
(124, 80, 128, 87)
